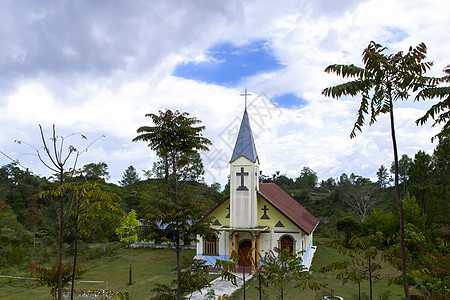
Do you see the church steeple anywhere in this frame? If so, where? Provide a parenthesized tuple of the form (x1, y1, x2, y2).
(230, 109, 258, 163)
(229, 108, 260, 228)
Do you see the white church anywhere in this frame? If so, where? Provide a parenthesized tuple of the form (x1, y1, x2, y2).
(195, 108, 319, 270)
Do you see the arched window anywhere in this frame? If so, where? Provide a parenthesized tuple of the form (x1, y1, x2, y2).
(280, 235, 294, 255)
(203, 236, 218, 255)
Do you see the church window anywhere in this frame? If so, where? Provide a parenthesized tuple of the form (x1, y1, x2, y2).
(203, 236, 218, 255)
(279, 235, 294, 255)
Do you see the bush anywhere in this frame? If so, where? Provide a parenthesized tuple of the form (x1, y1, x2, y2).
(393, 273, 417, 286)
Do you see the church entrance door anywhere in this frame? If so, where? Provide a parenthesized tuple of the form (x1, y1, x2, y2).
(238, 240, 252, 268)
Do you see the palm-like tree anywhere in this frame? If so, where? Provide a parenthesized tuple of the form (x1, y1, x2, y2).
(416, 64, 450, 141)
(322, 41, 437, 299)
(133, 109, 211, 300)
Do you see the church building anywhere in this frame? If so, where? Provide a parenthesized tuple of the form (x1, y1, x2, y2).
(195, 109, 319, 270)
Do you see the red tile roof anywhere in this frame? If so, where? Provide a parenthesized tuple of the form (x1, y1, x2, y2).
(258, 183, 319, 235)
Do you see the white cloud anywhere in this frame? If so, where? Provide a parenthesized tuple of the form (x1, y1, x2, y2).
(0, 0, 448, 185)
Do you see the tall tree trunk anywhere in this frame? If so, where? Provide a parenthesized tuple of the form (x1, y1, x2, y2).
(70, 197, 81, 300)
(173, 154, 182, 300)
(368, 254, 372, 300)
(129, 245, 132, 285)
(57, 170, 64, 300)
(388, 96, 410, 300)
(358, 281, 361, 300)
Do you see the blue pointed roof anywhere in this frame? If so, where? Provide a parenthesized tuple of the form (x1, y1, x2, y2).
(230, 109, 258, 163)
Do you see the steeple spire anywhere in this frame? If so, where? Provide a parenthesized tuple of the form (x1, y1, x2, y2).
(230, 109, 258, 163)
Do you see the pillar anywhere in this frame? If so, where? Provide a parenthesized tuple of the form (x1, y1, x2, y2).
(251, 236, 256, 270)
(228, 234, 233, 262)
(256, 234, 260, 264)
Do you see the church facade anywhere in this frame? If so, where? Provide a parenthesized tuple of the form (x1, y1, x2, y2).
(195, 109, 319, 270)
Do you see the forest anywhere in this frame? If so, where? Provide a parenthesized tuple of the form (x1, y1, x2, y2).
(0, 132, 448, 298)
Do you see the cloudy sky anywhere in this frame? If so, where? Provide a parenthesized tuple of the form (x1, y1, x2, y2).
(1, 0, 448, 187)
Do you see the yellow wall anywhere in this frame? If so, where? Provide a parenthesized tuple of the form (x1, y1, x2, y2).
(210, 199, 230, 228)
(256, 195, 298, 230)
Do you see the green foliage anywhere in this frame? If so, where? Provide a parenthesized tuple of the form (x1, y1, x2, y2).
(133, 109, 211, 162)
(364, 209, 397, 238)
(323, 41, 435, 139)
(214, 250, 239, 286)
(321, 233, 390, 300)
(415, 253, 450, 299)
(408, 151, 433, 216)
(116, 209, 140, 244)
(27, 259, 87, 299)
(133, 109, 212, 300)
(152, 152, 206, 182)
(140, 186, 213, 247)
(376, 165, 389, 188)
(259, 248, 325, 300)
(415, 64, 450, 141)
(390, 154, 412, 186)
(296, 166, 319, 189)
(118, 165, 141, 187)
(151, 257, 210, 299)
(322, 40, 438, 300)
(0, 209, 33, 268)
(82, 162, 110, 180)
(336, 216, 362, 240)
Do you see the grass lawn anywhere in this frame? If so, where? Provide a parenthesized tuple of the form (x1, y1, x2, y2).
(0, 247, 199, 300)
(229, 237, 421, 299)
(0, 238, 422, 299)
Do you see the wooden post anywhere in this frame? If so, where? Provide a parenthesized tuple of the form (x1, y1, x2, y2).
(251, 236, 256, 270)
(229, 235, 233, 262)
(256, 234, 260, 265)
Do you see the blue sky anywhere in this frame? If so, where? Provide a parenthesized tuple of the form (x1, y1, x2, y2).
(173, 40, 306, 108)
(173, 40, 283, 86)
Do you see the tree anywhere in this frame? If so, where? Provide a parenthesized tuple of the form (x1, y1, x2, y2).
(428, 134, 450, 245)
(119, 165, 141, 186)
(390, 154, 412, 195)
(132, 109, 212, 300)
(82, 162, 109, 180)
(321, 233, 389, 300)
(259, 248, 324, 300)
(336, 216, 363, 241)
(295, 166, 318, 189)
(16, 125, 101, 300)
(115, 209, 140, 285)
(152, 152, 205, 182)
(152, 258, 211, 299)
(415, 64, 450, 142)
(27, 259, 87, 300)
(408, 151, 433, 216)
(416, 253, 450, 299)
(376, 165, 389, 188)
(343, 183, 382, 222)
(322, 41, 437, 299)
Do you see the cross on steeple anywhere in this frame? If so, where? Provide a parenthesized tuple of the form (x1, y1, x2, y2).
(236, 167, 249, 191)
(240, 88, 252, 109)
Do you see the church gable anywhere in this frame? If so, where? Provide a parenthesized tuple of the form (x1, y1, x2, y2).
(256, 195, 298, 230)
(258, 183, 319, 235)
(207, 198, 230, 228)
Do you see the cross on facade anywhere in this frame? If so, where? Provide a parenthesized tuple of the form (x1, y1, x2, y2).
(236, 167, 249, 191)
(225, 205, 230, 218)
(261, 205, 270, 219)
(240, 88, 252, 109)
